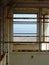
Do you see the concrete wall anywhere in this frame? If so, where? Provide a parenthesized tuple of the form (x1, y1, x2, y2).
(13, 44, 39, 51)
(9, 52, 49, 65)
(3, 7, 49, 65)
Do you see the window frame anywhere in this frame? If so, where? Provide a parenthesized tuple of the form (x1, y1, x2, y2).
(12, 13, 49, 51)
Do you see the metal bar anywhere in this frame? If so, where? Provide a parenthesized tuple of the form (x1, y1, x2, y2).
(2, 17, 49, 19)
(13, 33, 37, 34)
(13, 36, 49, 37)
(12, 50, 49, 52)
(13, 22, 49, 23)
(0, 41, 49, 43)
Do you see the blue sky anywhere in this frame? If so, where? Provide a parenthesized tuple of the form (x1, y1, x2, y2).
(13, 24, 37, 33)
(13, 14, 49, 36)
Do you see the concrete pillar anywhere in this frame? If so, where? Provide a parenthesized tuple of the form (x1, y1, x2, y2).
(44, 15, 48, 41)
(38, 8, 42, 51)
(0, 10, 1, 55)
(7, 8, 13, 65)
(0, 8, 4, 55)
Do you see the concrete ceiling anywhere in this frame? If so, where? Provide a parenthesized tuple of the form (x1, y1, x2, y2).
(0, 0, 49, 15)
(0, 0, 49, 8)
